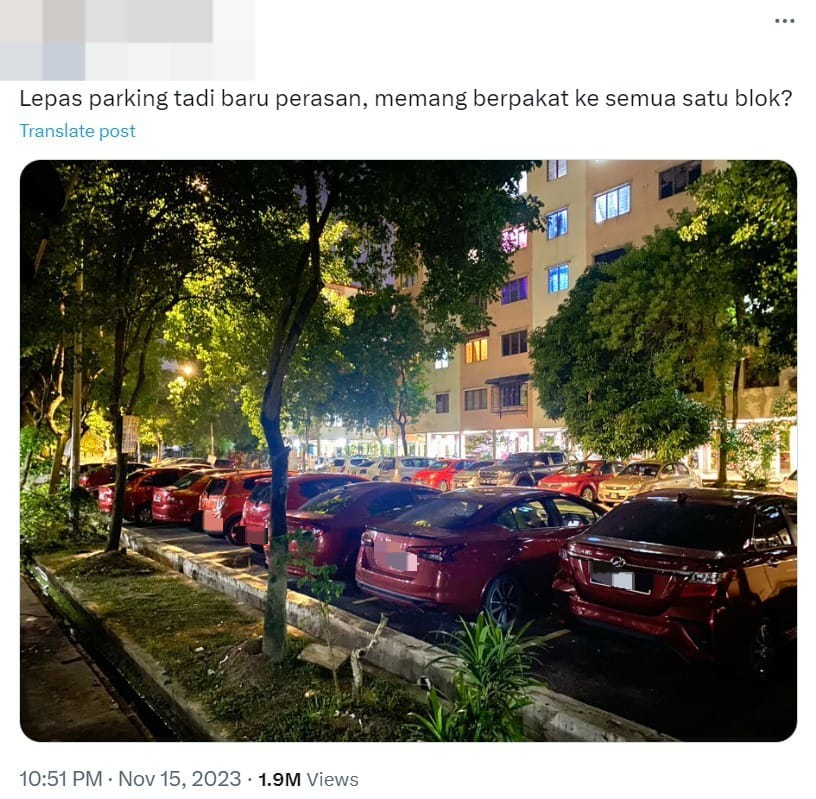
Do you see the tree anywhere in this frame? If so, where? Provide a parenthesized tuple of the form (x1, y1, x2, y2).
(330, 289, 431, 455)
(203, 161, 541, 661)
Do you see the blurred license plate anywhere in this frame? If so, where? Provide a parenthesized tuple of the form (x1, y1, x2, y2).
(374, 539, 418, 572)
(590, 563, 652, 593)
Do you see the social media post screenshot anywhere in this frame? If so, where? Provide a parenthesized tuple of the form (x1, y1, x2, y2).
(3, 0, 810, 795)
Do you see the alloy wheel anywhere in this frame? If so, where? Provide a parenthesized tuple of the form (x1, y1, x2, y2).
(483, 575, 523, 630)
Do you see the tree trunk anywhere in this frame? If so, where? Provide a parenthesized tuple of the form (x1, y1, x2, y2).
(106, 319, 128, 551)
(48, 431, 69, 494)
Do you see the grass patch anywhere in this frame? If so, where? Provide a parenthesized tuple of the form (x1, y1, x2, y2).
(42, 550, 422, 741)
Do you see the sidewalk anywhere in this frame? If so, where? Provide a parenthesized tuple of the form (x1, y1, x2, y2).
(19, 575, 150, 742)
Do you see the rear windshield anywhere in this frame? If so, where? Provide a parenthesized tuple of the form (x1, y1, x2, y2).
(587, 498, 748, 551)
(465, 461, 492, 471)
(559, 461, 596, 476)
(173, 470, 209, 490)
(394, 497, 485, 530)
(205, 478, 228, 496)
(619, 463, 660, 477)
(249, 482, 271, 504)
(299, 486, 359, 516)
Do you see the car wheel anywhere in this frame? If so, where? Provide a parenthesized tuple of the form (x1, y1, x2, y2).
(748, 616, 780, 681)
(225, 518, 245, 546)
(580, 486, 595, 501)
(516, 477, 533, 487)
(438, 479, 449, 491)
(189, 511, 203, 532)
(401, 477, 412, 483)
(482, 574, 524, 631)
(135, 504, 153, 525)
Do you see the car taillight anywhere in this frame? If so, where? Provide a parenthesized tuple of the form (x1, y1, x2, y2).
(404, 544, 463, 562)
(680, 570, 734, 598)
(215, 497, 225, 512)
(360, 531, 375, 548)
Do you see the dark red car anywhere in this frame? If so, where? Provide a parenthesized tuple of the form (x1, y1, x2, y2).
(200, 470, 272, 543)
(412, 459, 478, 491)
(271, 481, 440, 577)
(96, 466, 198, 524)
(151, 469, 235, 526)
(355, 487, 604, 628)
(237, 473, 369, 552)
(79, 461, 150, 493)
(552, 488, 797, 678)
(537, 459, 625, 502)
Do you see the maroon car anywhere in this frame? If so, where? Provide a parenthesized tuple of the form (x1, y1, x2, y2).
(79, 461, 150, 493)
(355, 487, 604, 628)
(96, 466, 198, 524)
(552, 488, 797, 678)
(199, 470, 272, 544)
(538, 459, 625, 502)
(151, 469, 234, 526)
(271, 481, 440, 577)
(237, 473, 369, 552)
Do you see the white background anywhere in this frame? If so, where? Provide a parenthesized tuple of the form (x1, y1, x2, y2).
(2, 1, 810, 795)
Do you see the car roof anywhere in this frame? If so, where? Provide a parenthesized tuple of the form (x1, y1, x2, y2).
(628, 487, 794, 508)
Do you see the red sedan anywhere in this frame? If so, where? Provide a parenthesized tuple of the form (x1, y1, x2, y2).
(237, 473, 368, 552)
(96, 466, 198, 524)
(151, 469, 234, 526)
(538, 460, 625, 502)
(355, 487, 604, 629)
(267, 481, 439, 577)
(413, 459, 478, 491)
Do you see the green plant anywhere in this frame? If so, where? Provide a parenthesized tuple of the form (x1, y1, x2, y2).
(412, 613, 544, 742)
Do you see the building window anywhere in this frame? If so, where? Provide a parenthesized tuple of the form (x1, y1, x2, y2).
(659, 161, 702, 199)
(399, 272, 417, 289)
(501, 276, 528, 304)
(593, 247, 627, 265)
(546, 208, 568, 239)
(548, 264, 569, 293)
(501, 224, 529, 253)
(492, 382, 528, 410)
(744, 359, 780, 388)
(464, 388, 488, 411)
(465, 337, 488, 363)
(595, 184, 631, 223)
(501, 330, 528, 356)
(547, 160, 567, 181)
(435, 393, 450, 414)
(434, 351, 449, 369)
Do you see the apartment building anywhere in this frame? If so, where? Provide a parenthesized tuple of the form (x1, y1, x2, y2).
(409, 160, 797, 478)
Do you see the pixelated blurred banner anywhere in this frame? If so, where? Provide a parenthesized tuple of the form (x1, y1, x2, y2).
(1, 0, 255, 80)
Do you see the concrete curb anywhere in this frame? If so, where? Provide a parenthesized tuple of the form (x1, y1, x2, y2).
(122, 530, 674, 742)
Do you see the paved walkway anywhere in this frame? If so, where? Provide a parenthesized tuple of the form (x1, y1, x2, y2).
(19, 575, 150, 741)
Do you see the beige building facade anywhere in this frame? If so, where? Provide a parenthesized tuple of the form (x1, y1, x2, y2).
(410, 159, 797, 479)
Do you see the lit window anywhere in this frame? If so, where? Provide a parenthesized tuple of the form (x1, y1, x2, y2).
(501, 276, 528, 304)
(546, 208, 568, 239)
(547, 160, 567, 181)
(465, 337, 488, 363)
(434, 351, 449, 370)
(548, 264, 569, 293)
(659, 161, 702, 199)
(464, 388, 488, 411)
(595, 184, 631, 223)
(501, 330, 528, 356)
(501, 224, 529, 253)
(518, 171, 528, 194)
(435, 393, 450, 414)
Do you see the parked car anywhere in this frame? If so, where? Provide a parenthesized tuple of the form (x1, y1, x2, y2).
(597, 460, 702, 509)
(355, 487, 604, 629)
(235, 472, 368, 551)
(347, 458, 384, 476)
(79, 461, 150, 493)
(553, 488, 797, 678)
(199, 470, 271, 543)
(413, 459, 479, 491)
(476, 451, 569, 487)
(327, 456, 370, 473)
(778, 470, 797, 496)
(151, 469, 235, 526)
(451, 460, 499, 489)
(96, 466, 199, 524)
(271, 481, 440, 577)
(369, 456, 435, 482)
(538, 460, 625, 502)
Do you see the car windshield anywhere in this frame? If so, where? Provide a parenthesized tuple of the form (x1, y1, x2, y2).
(395, 497, 485, 529)
(587, 498, 748, 551)
(465, 461, 493, 471)
(619, 463, 660, 477)
(558, 461, 596, 476)
(173, 470, 209, 489)
(249, 481, 271, 504)
(428, 460, 449, 470)
(298, 486, 360, 516)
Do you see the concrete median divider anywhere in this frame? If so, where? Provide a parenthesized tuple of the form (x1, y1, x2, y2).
(117, 529, 673, 741)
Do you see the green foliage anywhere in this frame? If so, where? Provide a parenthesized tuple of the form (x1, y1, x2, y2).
(20, 426, 52, 481)
(412, 614, 543, 742)
(20, 486, 108, 563)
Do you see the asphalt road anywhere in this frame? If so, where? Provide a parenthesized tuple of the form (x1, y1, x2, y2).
(133, 521, 797, 742)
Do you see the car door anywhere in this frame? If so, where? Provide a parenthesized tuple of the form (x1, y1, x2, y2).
(376, 458, 396, 481)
